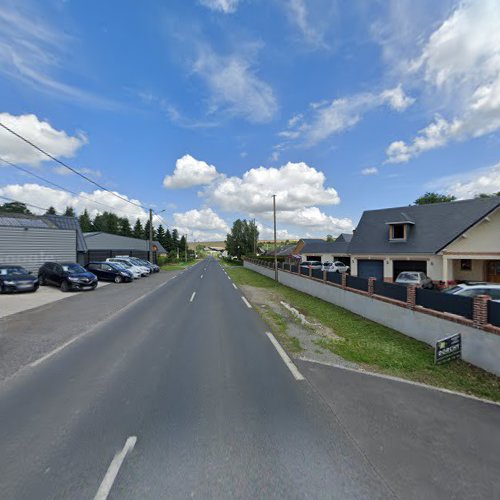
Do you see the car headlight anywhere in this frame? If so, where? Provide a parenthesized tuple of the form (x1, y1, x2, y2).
(121, 272, 129, 277)
(68, 276, 79, 281)
(4, 280, 15, 285)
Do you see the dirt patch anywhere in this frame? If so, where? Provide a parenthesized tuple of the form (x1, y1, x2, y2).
(240, 284, 358, 369)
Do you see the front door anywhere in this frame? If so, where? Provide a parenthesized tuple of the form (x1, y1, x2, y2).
(487, 261, 500, 283)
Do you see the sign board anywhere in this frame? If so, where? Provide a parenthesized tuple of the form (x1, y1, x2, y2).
(435, 333, 462, 365)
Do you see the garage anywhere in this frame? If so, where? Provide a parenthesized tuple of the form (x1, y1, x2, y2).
(393, 260, 427, 280)
(357, 260, 383, 280)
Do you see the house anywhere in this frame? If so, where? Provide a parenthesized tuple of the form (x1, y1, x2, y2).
(290, 235, 353, 264)
(83, 232, 166, 264)
(0, 212, 87, 272)
(348, 196, 500, 284)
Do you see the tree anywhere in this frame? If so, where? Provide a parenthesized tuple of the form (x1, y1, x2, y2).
(0, 201, 32, 214)
(156, 224, 166, 247)
(144, 219, 156, 241)
(119, 217, 132, 237)
(93, 211, 119, 234)
(172, 228, 179, 248)
(79, 209, 93, 232)
(133, 218, 143, 239)
(326, 234, 334, 242)
(475, 192, 500, 199)
(64, 206, 76, 217)
(226, 218, 259, 258)
(414, 192, 456, 205)
(164, 228, 173, 252)
(179, 235, 187, 258)
(45, 206, 57, 215)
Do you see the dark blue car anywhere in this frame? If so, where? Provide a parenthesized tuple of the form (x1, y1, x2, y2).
(38, 262, 98, 292)
(86, 262, 134, 283)
(0, 265, 39, 293)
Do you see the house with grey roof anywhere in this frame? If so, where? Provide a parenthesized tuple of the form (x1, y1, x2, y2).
(348, 196, 500, 284)
(83, 232, 166, 264)
(290, 234, 353, 264)
(0, 212, 85, 272)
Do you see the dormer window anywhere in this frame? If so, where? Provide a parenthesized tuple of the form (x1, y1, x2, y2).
(390, 223, 406, 240)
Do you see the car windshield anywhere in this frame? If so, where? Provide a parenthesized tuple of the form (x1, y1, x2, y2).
(0, 266, 29, 276)
(398, 273, 418, 281)
(443, 286, 463, 293)
(61, 264, 86, 274)
(114, 261, 131, 268)
(108, 263, 123, 271)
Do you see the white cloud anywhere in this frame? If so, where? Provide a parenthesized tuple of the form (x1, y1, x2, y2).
(429, 162, 500, 199)
(199, 0, 240, 13)
(387, 0, 500, 162)
(0, 183, 148, 221)
(0, 113, 87, 167)
(280, 86, 413, 147)
(172, 208, 229, 231)
(286, 0, 327, 48)
(262, 206, 353, 235)
(0, 5, 115, 108)
(205, 161, 340, 213)
(257, 223, 300, 241)
(361, 167, 378, 176)
(163, 154, 220, 189)
(193, 45, 278, 123)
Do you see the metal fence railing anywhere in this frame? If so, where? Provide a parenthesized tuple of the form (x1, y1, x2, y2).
(300, 267, 309, 276)
(327, 272, 342, 285)
(346, 275, 368, 292)
(374, 281, 407, 302)
(416, 288, 474, 319)
(312, 268, 323, 280)
(488, 300, 500, 327)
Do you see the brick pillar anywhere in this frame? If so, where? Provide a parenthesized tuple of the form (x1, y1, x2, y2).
(323, 270, 327, 282)
(473, 295, 490, 328)
(407, 285, 417, 310)
(341, 272, 347, 289)
(368, 277, 375, 296)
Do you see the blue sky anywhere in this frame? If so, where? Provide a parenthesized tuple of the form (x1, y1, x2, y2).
(1, 0, 499, 241)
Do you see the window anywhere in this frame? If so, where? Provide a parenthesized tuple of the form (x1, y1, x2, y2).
(390, 224, 406, 240)
(460, 259, 472, 271)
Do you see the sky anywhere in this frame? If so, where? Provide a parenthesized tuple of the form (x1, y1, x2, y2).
(0, 0, 499, 242)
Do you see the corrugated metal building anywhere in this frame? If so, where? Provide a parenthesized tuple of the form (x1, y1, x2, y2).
(0, 213, 83, 272)
(83, 232, 166, 264)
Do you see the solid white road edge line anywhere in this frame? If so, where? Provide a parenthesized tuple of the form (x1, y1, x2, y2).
(94, 436, 137, 500)
(232, 283, 237, 290)
(241, 296, 252, 308)
(29, 336, 80, 368)
(190, 292, 196, 302)
(266, 332, 305, 381)
(298, 357, 500, 407)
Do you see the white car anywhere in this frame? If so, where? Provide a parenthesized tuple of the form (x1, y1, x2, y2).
(443, 282, 500, 302)
(109, 257, 150, 277)
(106, 258, 143, 278)
(323, 261, 350, 273)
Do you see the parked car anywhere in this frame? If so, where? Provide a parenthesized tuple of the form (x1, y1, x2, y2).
(323, 261, 350, 273)
(395, 271, 433, 289)
(443, 282, 500, 302)
(0, 265, 39, 293)
(109, 260, 142, 279)
(85, 262, 134, 283)
(38, 262, 98, 292)
(106, 257, 149, 277)
(129, 257, 159, 273)
(300, 261, 322, 270)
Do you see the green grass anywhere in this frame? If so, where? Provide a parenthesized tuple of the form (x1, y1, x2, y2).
(161, 260, 199, 271)
(257, 305, 303, 354)
(227, 266, 500, 402)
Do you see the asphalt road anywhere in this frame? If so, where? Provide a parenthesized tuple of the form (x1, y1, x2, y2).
(0, 257, 498, 499)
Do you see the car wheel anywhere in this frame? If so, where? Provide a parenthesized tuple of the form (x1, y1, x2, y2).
(61, 280, 70, 292)
(114, 275, 123, 284)
(91, 284, 97, 290)
(39, 275, 46, 286)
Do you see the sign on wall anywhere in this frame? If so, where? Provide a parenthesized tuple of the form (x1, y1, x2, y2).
(435, 333, 462, 365)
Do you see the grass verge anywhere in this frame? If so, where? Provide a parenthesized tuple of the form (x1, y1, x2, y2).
(161, 260, 200, 271)
(227, 266, 500, 402)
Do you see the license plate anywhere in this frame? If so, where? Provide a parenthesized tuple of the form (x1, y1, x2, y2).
(17, 284, 34, 289)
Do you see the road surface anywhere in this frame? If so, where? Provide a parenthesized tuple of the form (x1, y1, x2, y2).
(0, 258, 498, 499)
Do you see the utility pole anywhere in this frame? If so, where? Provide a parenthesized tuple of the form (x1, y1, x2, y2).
(253, 218, 257, 255)
(148, 208, 153, 262)
(273, 194, 278, 281)
(184, 234, 188, 262)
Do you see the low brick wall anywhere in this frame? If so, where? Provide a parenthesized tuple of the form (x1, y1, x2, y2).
(244, 260, 500, 376)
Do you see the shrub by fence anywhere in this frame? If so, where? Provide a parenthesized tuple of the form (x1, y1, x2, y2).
(489, 300, 500, 327)
(374, 281, 407, 302)
(416, 287, 474, 319)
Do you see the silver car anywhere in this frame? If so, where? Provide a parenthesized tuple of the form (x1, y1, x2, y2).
(395, 271, 433, 289)
(443, 282, 500, 302)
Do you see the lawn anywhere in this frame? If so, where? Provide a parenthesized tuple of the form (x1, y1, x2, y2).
(161, 260, 200, 271)
(226, 266, 500, 402)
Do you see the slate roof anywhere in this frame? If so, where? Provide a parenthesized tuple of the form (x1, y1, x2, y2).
(276, 244, 296, 256)
(44, 215, 88, 252)
(84, 232, 166, 253)
(349, 197, 500, 255)
(298, 235, 353, 255)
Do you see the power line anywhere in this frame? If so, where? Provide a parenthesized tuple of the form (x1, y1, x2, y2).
(0, 156, 148, 218)
(0, 121, 148, 211)
(0, 194, 53, 213)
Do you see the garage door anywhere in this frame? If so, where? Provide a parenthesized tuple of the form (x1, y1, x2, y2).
(358, 260, 383, 280)
(393, 260, 427, 280)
